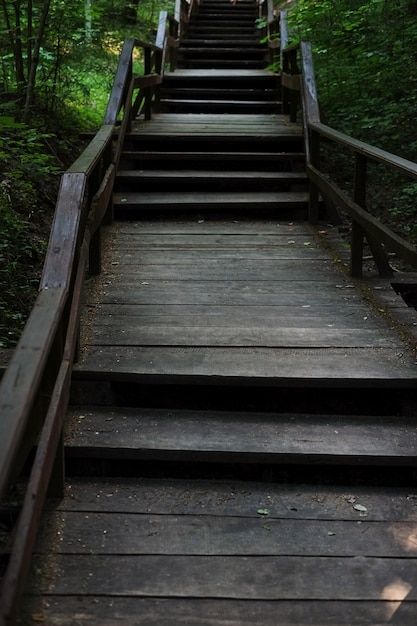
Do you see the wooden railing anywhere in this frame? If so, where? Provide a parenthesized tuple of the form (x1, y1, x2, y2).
(0, 30, 171, 625)
(258, 0, 282, 67)
(281, 29, 417, 278)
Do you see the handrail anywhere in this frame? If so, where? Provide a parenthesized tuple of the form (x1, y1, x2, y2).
(0, 32, 167, 625)
(258, 0, 281, 66)
(281, 29, 417, 278)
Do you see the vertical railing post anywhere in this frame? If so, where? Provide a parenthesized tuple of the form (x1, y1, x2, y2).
(309, 128, 320, 224)
(144, 46, 152, 120)
(281, 50, 290, 115)
(351, 152, 366, 277)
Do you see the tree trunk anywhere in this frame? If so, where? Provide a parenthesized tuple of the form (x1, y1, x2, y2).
(23, 0, 52, 121)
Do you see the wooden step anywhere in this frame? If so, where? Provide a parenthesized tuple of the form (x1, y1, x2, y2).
(189, 17, 256, 24)
(187, 26, 257, 35)
(179, 59, 265, 69)
(186, 29, 258, 38)
(24, 475, 417, 624)
(159, 98, 280, 114)
(115, 170, 308, 192)
(179, 47, 266, 59)
(119, 151, 306, 172)
(64, 406, 417, 468)
(113, 191, 309, 215)
(180, 39, 261, 47)
(159, 87, 279, 100)
(116, 170, 307, 183)
(161, 70, 280, 91)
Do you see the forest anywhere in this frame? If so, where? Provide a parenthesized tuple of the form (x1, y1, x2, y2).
(1, 0, 417, 347)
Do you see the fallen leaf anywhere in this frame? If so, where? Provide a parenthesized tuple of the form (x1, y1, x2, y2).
(257, 508, 269, 516)
(353, 504, 367, 512)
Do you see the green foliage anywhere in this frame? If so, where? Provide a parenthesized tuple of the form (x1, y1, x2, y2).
(286, 0, 417, 243)
(0, 116, 60, 347)
(390, 183, 417, 238)
(287, 0, 417, 157)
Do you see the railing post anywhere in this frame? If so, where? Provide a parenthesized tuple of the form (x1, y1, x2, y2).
(144, 47, 152, 120)
(309, 128, 320, 224)
(279, 10, 288, 73)
(351, 152, 366, 277)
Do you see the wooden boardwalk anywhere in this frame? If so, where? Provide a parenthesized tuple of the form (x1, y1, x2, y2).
(22, 216, 417, 625)
(22, 479, 417, 625)
(17, 0, 417, 621)
(78, 218, 417, 385)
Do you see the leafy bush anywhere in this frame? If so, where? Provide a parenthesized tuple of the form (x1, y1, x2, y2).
(0, 116, 60, 347)
(286, 0, 417, 243)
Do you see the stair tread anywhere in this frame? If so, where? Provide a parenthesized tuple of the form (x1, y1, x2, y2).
(160, 98, 279, 105)
(65, 407, 417, 464)
(116, 170, 307, 180)
(121, 151, 305, 161)
(114, 191, 309, 204)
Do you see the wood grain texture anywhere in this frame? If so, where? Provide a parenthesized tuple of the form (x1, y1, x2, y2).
(77, 220, 417, 383)
(64, 407, 417, 464)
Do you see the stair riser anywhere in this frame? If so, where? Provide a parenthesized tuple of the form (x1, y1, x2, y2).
(114, 179, 308, 193)
(123, 138, 305, 153)
(179, 60, 266, 69)
(119, 155, 306, 172)
(159, 101, 280, 114)
(159, 90, 281, 100)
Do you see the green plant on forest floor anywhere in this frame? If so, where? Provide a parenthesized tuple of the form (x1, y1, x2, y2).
(0, 117, 60, 347)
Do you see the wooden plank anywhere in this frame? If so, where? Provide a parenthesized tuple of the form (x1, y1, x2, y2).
(77, 346, 417, 383)
(19, 596, 417, 626)
(64, 407, 417, 464)
(117, 170, 306, 181)
(113, 191, 309, 207)
(111, 221, 325, 235)
(99, 281, 363, 305)
(87, 303, 382, 320)
(163, 70, 278, 77)
(52, 478, 417, 521)
(89, 326, 398, 348)
(0, 289, 65, 497)
(113, 248, 330, 261)
(103, 262, 344, 281)
(36, 511, 417, 557)
(111, 235, 322, 248)
(91, 308, 388, 328)
(26, 553, 417, 599)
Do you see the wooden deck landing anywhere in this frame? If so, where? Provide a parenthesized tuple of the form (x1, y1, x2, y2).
(77, 219, 417, 386)
(23, 478, 417, 624)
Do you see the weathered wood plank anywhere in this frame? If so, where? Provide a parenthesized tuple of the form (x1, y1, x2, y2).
(91, 309, 389, 329)
(103, 259, 340, 280)
(53, 478, 417, 521)
(77, 346, 417, 383)
(113, 191, 309, 208)
(112, 220, 319, 235)
(37, 511, 417, 557)
(27, 553, 417, 599)
(65, 407, 417, 464)
(99, 281, 363, 306)
(20, 596, 417, 626)
(89, 326, 398, 348)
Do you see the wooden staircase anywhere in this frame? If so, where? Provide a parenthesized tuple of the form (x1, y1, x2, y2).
(177, 0, 266, 69)
(113, 0, 309, 219)
(19, 2, 417, 623)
